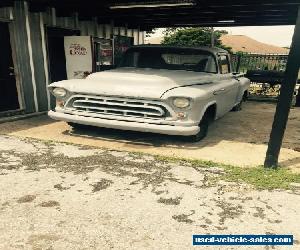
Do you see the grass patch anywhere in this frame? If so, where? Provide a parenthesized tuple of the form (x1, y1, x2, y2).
(154, 155, 300, 190)
(223, 165, 300, 190)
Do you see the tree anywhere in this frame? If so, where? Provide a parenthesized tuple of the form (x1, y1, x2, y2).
(161, 27, 232, 52)
(145, 29, 157, 38)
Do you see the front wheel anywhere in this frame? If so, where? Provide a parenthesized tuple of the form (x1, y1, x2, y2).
(67, 122, 86, 130)
(185, 113, 210, 142)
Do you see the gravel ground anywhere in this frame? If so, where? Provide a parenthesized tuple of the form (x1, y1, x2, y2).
(0, 135, 299, 250)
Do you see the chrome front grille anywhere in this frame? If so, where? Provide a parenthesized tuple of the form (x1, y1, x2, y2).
(66, 95, 168, 119)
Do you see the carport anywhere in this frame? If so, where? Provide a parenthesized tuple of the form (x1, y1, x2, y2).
(23, 0, 300, 167)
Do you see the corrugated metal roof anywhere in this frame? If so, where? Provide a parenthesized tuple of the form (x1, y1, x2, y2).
(23, 0, 300, 29)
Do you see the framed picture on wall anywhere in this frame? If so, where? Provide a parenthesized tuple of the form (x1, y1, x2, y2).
(93, 38, 114, 72)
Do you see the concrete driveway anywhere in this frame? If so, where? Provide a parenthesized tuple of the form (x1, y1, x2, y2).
(0, 102, 299, 172)
(0, 135, 300, 250)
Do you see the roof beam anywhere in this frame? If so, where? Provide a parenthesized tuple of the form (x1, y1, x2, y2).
(0, 0, 14, 7)
(26, 0, 300, 27)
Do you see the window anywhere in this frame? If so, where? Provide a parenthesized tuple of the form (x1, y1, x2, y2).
(119, 48, 218, 73)
(219, 55, 230, 74)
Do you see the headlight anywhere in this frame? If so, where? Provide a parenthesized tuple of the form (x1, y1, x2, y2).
(52, 88, 67, 98)
(173, 97, 190, 108)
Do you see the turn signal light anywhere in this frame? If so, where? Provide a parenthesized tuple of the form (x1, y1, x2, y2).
(177, 112, 187, 119)
(56, 100, 65, 108)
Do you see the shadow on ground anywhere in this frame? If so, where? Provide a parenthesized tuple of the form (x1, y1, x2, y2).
(0, 102, 299, 169)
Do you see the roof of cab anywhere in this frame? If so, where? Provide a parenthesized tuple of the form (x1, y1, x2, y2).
(129, 45, 229, 55)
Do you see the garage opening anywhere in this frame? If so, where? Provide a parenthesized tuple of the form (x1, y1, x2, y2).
(0, 22, 20, 114)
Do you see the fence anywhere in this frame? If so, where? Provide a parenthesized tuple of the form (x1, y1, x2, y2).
(231, 53, 288, 73)
(231, 53, 300, 103)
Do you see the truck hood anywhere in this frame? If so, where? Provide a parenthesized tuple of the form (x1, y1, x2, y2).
(50, 68, 218, 99)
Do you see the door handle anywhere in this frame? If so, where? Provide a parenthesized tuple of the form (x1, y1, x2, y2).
(213, 88, 226, 95)
(9, 73, 15, 76)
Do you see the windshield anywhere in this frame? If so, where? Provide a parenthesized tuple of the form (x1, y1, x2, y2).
(118, 48, 218, 73)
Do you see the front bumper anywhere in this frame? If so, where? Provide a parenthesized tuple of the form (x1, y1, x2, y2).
(48, 110, 200, 136)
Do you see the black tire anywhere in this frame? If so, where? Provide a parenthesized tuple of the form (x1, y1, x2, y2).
(68, 122, 86, 130)
(232, 91, 248, 112)
(185, 113, 210, 142)
(231, 100, 243, 112)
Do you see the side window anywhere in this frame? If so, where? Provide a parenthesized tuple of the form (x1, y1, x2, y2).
(218, 55, 230, 74)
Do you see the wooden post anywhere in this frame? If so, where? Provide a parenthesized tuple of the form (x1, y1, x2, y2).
(236, 54, 242, 73)
(264, 7, 300, 168)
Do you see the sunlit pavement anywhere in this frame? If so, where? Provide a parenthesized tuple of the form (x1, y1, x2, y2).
(0, 102, 299, 172)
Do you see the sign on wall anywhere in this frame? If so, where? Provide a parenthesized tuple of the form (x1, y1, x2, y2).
(64, 36, 93, 79)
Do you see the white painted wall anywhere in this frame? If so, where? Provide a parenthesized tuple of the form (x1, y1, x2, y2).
(133, 29, 139, 45)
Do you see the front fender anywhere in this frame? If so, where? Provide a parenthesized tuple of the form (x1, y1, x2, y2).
(161, 85, 217, 124)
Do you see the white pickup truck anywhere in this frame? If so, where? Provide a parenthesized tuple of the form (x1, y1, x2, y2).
(48, 45, 250, 142)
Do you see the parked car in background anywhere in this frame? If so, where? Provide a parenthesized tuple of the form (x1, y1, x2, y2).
(48, 45, 250, 142)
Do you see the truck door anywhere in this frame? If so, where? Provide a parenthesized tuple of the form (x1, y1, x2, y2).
(215, 54, 239, 116)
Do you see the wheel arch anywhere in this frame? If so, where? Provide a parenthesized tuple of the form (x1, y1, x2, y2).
(200, 101, 217, 123)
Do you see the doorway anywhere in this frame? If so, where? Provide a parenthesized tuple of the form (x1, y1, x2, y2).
(46, 27, 80, 108)
(46, 27, 80, 83)
(0, 22, 20, 113)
